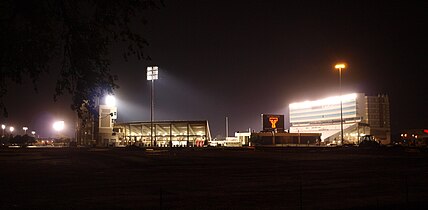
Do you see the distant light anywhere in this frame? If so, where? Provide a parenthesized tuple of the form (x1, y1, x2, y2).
(53, 121, 65, 132)
(23, 127, 28, 131)
(335, 63, 346, 69)
(289, 93, 357, 109)
(9, 126, 14, 132)
(147, 66, 159, 80)
(31, 131, 36, 135)
(105, 95, 116, 106)
(1, 124, 5, 130)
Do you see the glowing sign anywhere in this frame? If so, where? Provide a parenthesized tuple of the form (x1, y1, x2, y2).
(262, 114, 284, 132)
(269, 117, 278, 128)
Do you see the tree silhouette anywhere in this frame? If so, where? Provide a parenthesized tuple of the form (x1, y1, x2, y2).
(0, 0, 160, 117)
(9, 134, 36, 146)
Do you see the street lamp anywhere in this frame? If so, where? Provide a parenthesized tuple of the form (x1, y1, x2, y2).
(1, 124, 5, 137)
(23, 126, 28, 135)
(9, 126, 14, 134)
(31, 130, 36, 136)
(147, 66, 159, 147)
(335, 63, 346, 145)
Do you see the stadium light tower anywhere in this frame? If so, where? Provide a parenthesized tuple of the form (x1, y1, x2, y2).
(147, 66, 159, 146)
(335, 63, 346, 145)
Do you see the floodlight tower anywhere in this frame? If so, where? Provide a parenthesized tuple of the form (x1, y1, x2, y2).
(147, 66, 159, 146)
(335, 63, 346, 145)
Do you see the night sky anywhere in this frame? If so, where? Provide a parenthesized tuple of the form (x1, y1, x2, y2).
(3, 0, 427, 138)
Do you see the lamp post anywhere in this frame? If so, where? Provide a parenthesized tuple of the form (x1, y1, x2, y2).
(9, 126, 14, 135)
(1, 124, 5, 137)
(147, 66, 159, 147)
(335, 63, 346, 145)
(23, 126, 28, 135)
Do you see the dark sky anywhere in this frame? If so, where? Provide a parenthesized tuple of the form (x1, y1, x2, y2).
(3, 0, 427, 138)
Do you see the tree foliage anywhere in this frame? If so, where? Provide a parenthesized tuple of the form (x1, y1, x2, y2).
(0, 0, 160, 117)
(9, 134, 36, 146)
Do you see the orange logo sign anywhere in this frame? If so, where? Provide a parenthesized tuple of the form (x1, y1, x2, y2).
(269, 117, 279, 128)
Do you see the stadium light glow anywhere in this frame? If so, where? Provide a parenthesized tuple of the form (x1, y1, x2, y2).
(53, 121, 65, 132)
(147, 66, 159, 81)
(289, 93, 357, 109)
(105, 95, 116, 106)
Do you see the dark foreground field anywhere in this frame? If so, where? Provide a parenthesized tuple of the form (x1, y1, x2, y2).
(1, 147, 428, 210)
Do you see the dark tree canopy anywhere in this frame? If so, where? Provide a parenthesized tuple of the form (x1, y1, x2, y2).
(0, 0, 160, 118)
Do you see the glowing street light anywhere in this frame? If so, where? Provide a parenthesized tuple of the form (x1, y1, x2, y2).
(23, 126, 28, 134)
(1, 124, 5, 137)
(9, 126, 14, 133)
(147, 66, 159, 146)
(31, 130, 36, 136)
(335, 63, 346, 145)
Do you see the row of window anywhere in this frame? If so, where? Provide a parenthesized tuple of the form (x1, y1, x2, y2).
(290, 106, 357, 118)
(290, 111, 357, 122)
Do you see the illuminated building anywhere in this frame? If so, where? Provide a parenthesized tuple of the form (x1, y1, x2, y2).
(113, 120, 211, 147)
(289, 93, 390, 145)
(98, 104, 118, 146)
(250, 132, 321, 146)
(76, 95, 118, 147)
(250, 114, 321, 146)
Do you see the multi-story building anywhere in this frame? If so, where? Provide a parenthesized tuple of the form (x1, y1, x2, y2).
(289, 93, 390, 145)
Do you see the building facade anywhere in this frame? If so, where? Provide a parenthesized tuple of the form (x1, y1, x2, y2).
(250, 132, 321, 146)
(289, 93, 391, 145)
(113, 120, 211, 147)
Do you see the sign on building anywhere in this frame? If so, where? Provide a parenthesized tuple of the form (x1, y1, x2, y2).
(261, 114, 285, 132)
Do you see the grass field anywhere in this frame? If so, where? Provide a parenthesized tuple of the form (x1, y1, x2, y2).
(1, 147, 428, 209)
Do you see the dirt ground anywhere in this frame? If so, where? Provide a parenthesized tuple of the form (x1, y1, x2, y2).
(1, 147, 428, 210)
